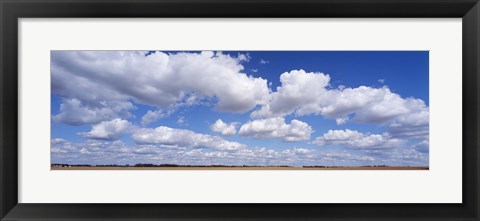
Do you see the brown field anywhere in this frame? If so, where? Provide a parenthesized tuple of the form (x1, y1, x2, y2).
(51, 166, 429, 170)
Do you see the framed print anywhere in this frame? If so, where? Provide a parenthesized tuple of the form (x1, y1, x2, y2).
(1, 0, 479, 220)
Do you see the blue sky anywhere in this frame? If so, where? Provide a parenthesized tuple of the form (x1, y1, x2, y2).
(51, 51, 429, 167)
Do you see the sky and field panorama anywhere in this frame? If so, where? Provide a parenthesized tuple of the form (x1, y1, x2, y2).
(51, 51, 429, 167)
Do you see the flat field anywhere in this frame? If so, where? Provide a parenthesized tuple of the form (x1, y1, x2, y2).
(51, 166, 429, 170)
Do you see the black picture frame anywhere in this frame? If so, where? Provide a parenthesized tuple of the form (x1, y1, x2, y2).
(1, 0, 479, 220)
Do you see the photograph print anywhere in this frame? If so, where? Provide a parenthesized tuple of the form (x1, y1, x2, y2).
(51, 51, 429, 170)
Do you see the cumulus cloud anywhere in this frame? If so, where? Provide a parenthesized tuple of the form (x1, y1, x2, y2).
(387, 99, 429, 138)
(251, 70, 331, 118)
(51, 138, 67, 145)
(395, 149, 426, 160)
(80, 118, 134, 140)
(412, 140, 429, 153)
(312, 129, 404, 149)
(251, 69, 429, 140)
(335, 117, 349, 125)
(210, 119, 237, 136)
(281, 147, 315, 157)
(51, 139, 308, 166)
(239, 117, 313, 142)
(318, 151, 375, 162)
(176, 116, 187, 126)
(52, 51, 270, 125)
(329, 87, 411, 124)
(132, 126, 245, 151)
(52, 99, 134, 125)
(51, 138, 77, 154)
(379, 148, 429, 166)
(141, 110, 165, 125)
(52, 138, 427, 167)
(237, 53, 251, 62)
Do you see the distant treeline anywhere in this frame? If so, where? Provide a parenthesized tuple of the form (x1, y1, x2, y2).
(132, 164, 292, 167)
(51, 163, 292, 167)
(303, 165, 390, 168)
(52, 163, 395, 168)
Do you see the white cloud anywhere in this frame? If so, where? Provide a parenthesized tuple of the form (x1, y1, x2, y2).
(260, 59, 269, 64)
(52, 138, 427, 166)
(80, 118, 133, 140)
(239, 117, 313, 142)
(386, 149, 428, 166)
(412, 140, 429, 153)
(251, 70, 331, 118)
(176, 116, 187, 126)
(318, 151, 375, 162)
(338, 87, 412, 124)
(281, 147, 315, 157)
(52, 51, 270, 125)
(140, 110, 165, 125)
(251, 69, 429, 140)
(51, 138, 72, 154)
(132, 126, 245, 151)
(387, 99, 429, 138)
(252, 72, 411, 123)
(378, 79, 385, 84)
(210, 119, 237, 136)
(312, 129, 404, 149)
(52, 99, 134, 125)
(237, 53, 251, 62)
(335, 116, 349, 125)
(51, 138, 67, 145)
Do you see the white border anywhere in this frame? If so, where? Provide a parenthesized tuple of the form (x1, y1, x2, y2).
(19, 18, 462, 203)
